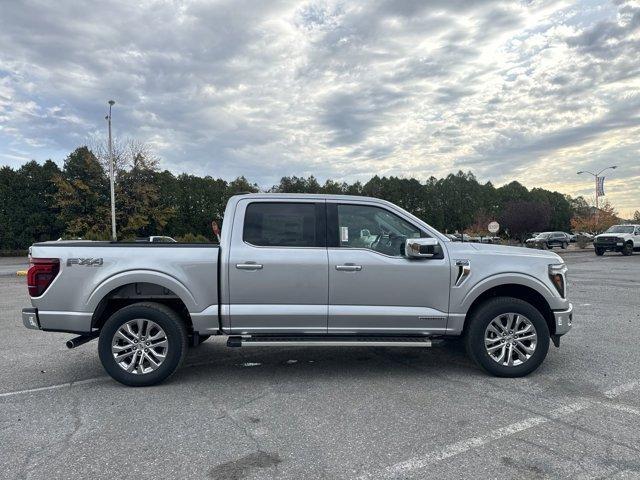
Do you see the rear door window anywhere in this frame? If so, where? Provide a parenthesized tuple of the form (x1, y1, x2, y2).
(243, 202, 323, 247)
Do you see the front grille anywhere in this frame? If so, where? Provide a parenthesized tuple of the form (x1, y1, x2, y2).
(597, 237, 620, 244)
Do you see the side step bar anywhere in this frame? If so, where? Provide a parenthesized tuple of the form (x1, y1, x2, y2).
(227, 336, 435, 348)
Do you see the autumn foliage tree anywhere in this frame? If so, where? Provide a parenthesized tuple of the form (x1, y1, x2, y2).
(570, 201, 619, 234)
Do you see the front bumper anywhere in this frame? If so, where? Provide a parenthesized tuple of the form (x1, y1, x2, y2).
(22, 307, 40, 330)
(553, 303, 573, 336)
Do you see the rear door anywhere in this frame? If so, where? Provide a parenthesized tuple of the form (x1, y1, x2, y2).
(227, 199, 328, 334)
(326, 201, 450, 335)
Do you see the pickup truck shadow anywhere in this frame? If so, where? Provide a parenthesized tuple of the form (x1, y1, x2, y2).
(176, 338, 477, 384)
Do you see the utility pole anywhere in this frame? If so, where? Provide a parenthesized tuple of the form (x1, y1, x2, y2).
(106, 100, 117, 241)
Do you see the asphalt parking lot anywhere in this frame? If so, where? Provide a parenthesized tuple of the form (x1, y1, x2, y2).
(1, 250, 639, 479)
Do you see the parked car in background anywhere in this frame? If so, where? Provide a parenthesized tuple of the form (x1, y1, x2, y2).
(570, 232, 594, 243)
(594, 224, 640, 256)
(526, 232, 571, 250)
(135, 236, 177, 243)
(578, 232, 594, 241)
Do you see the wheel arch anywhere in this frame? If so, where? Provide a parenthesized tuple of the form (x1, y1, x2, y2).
(462, 283, 556, 337)
(89, 276, 195, 332)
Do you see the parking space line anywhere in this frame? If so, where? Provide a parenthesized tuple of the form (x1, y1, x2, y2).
(0, 358, 220, 398)
(0, 377, 108, 398)
(598, 401, 640, 417)
(603, 380, 640, 399)
(356, 380, 640, 479)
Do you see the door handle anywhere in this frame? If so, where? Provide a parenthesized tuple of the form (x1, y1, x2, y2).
(236, 263, 263, 270)
(335, 264, 362, 272)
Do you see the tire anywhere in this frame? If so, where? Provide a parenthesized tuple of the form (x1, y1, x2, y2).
(464, 297, 550, 378)
(561, 242, 568, 249)
(622, 242, 633, 256)
(98, 302, 188, 387)
(595, 247, 604, 256)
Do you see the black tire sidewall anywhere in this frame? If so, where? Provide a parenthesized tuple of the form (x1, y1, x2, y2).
(595, 248, 604, 256)
(98, 303, 187, 387)
(465, 297, 550, 377)
(622, 243, 633, 256)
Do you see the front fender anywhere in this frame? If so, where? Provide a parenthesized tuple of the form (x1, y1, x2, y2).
(86, 269, 198, 313)
(457, 272, 562, 313)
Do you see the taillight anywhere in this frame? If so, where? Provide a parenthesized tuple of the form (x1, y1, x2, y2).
(27, 258, 60, 297)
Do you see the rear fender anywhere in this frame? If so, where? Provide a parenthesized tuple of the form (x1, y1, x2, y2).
(86, 270, 198, 313)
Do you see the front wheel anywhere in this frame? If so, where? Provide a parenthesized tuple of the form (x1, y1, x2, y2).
(465, 297, 550, 377)
(98, 302, 188, 386)
(561, 242, 568, 249)
(595, 247, 605, 256)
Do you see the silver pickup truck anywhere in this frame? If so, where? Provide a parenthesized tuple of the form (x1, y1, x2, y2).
(23, 193, 572, 386)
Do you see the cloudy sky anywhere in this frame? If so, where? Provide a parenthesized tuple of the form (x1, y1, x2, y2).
(1, 0, 639, 216)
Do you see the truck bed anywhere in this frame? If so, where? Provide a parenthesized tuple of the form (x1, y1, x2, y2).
(28, 241, 219, 333)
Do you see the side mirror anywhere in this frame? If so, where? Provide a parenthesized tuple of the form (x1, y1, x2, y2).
(405, 238, 442, 259)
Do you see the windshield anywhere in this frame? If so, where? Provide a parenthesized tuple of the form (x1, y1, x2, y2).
(536, 233, 550, 238)
(605, 225, 634, 234)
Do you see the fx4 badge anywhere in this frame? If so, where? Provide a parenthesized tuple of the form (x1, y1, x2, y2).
(67, 258, 103, 267)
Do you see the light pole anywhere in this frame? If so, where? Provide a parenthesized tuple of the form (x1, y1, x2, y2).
(577, 165, 617, 228)
(106, 100, 117, 241)
(576, 165, 617, 211)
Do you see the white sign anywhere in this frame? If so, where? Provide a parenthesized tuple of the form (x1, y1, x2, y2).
(488, 221, 500, 234)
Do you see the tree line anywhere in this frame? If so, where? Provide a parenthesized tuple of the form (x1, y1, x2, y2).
(0, 145, 627, 251)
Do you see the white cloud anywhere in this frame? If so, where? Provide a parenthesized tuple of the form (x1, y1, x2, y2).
(0, 0, 638, 215)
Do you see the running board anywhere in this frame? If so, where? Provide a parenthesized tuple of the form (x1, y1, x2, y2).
(226, 336, 435, 348)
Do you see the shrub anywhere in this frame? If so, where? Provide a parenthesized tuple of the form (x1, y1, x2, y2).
(576, 236, 588, 249)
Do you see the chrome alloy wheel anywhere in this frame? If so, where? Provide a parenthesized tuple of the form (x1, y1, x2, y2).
(484, 313, 538, 367)
(111, 319, 168, 374)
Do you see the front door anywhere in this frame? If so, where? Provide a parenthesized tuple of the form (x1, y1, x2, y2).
(327, 202, 450, 335)
(228, 199, 328, 334)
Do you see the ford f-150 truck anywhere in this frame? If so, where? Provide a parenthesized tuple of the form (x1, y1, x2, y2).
(594, 224, 640, 256)
(22, 194, 573, 386)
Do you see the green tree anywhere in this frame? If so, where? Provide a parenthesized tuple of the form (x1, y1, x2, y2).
(530, 188, 572, 231)
(116, 153, 175, 238)
(53, 147, 110, 238)
(271, 176, 321, 193)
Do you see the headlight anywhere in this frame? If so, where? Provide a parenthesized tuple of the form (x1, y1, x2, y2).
(548, 263, 567, 298)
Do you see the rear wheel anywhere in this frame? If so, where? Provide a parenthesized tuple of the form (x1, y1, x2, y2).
(98, 302, 188, 386)
(622, 242, 633, 256)
(465, 297, 550, 377)
(595, 247, 605, 256)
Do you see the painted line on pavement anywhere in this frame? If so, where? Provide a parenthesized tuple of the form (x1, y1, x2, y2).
(0, 377, 107, 398)
(356, 380, 640, 479)
(603, 379, 640, 399)
(0, 357, 221, 398)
